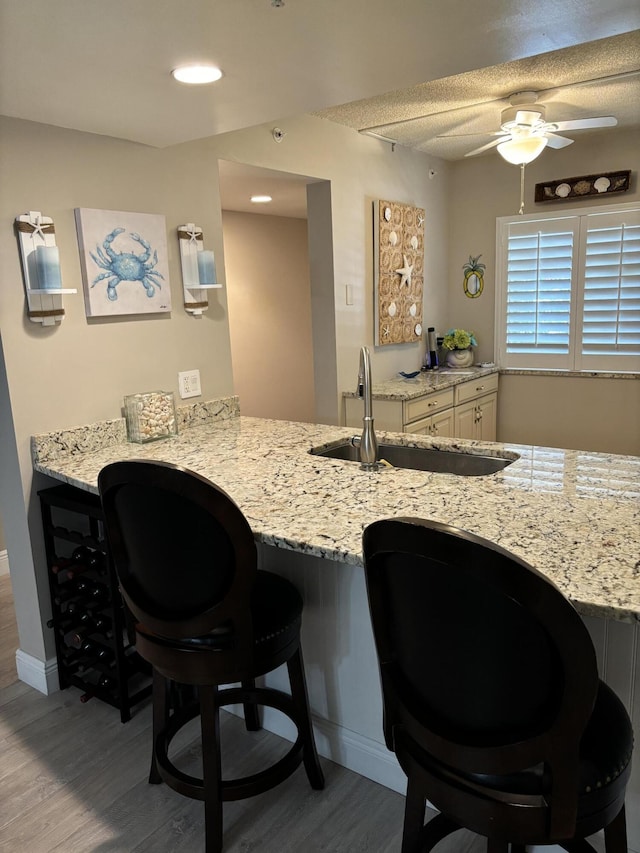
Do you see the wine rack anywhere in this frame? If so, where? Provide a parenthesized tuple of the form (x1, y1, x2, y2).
(39, 484, 151, 723)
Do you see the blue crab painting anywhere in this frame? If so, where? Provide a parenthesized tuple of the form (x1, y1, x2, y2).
(90, 227, 165, 301)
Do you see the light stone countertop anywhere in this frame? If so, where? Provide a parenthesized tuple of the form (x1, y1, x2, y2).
(32, 399, 640, 624)
(342, 366, 499, 401)
(342, 366, 638, 402)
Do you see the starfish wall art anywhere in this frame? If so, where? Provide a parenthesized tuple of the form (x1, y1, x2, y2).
(374, 200, 425, 346)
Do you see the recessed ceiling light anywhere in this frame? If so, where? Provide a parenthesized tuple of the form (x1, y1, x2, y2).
(250, 195, 273, 204)
(171, 65, 223, 85)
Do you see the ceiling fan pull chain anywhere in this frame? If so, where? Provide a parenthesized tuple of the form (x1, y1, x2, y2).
(519, 163, 526, 215)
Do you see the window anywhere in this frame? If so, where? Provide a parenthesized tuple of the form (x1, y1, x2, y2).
(495, 203, 640, 372)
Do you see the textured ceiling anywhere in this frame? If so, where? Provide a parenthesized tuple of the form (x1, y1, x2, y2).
(315, 32, 640, 160)
(2, 3, 638, 217)
(1, 1, 639, 149)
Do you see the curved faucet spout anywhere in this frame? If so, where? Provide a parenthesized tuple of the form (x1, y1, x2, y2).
(357, 346, 378, 470)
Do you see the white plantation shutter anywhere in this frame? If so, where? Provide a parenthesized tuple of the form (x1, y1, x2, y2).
(497, 204, 640, 372)
(579, 211, 640, 367)
(505, 224, 575, 355)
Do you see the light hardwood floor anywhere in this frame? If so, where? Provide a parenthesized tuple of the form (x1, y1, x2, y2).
(0, 576, 605, 853)
(0, 574, 488, 852)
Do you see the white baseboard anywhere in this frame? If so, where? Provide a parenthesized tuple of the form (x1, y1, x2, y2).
(0, 550, 9, 576)
(15, 649, 59, 695)
(229, 699, 407, 795)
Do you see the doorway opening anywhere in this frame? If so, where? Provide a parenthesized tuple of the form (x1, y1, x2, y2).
(218, 161, 337, 424)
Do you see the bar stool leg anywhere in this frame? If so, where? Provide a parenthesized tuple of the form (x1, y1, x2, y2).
(241, 679, 261, 731)
(200, 684, 223, 853)
(287, 645, 324, 789)
(604, 805, 628, 852)
(149, 669, 168, 785)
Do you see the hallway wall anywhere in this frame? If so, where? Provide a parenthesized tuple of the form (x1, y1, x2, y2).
(223, 210, 315, 423)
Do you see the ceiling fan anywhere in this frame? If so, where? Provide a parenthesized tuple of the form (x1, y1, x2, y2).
(446, 91, 618, 162)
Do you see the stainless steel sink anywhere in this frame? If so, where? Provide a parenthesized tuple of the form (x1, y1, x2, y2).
(310, 440, 516, 476)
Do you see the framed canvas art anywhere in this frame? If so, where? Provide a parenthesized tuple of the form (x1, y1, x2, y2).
(75, 208, 172, 317)
(374, 200, 425, 346)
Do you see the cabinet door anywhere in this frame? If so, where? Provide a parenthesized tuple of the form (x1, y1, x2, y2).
(403, 415, 433, 435)
(429, 408, 455, 438)
(454, 399, 477, 439)
(476, 392, 497, 441)
(404, 408, 455, 437)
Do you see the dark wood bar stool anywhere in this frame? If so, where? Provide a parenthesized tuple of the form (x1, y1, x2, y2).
(362, 517, 633, 853)
(98, 460, 324, 853)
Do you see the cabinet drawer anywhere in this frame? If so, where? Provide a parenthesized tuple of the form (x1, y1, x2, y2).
(454, 372, 499, 405)
(404, 388, 454, 423)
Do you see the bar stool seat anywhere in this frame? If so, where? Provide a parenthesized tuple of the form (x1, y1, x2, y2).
(98, 459, 325, 853)
(362, 517, 633, 853)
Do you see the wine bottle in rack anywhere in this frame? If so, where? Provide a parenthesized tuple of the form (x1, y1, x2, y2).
(46, 614, 76, 631)
(63, 607, 113, 637)
(75, 577, 110, 604)
(63, 550, 107, 580)
(90, 613, 113, 636)
(85, 550, 107, 576)
(63, 624, 99, 650)
(50, 556, 73, 574)
(77, 639, 115, 666)
(53, 583, 83, 606)
(51, 545, 93, 576)
(97, 674, 117, 692)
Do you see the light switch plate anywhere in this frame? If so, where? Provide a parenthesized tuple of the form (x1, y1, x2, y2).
(178, 369, 201, 399)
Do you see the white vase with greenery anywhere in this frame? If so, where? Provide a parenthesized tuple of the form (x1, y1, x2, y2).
(442, 328, 477, 368)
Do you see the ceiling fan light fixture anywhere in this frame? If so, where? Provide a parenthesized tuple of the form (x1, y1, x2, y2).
(497, 135, 548, 165)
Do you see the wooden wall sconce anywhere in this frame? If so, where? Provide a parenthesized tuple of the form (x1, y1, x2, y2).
(15, 211, 77, 326)
(177, 223, 223, 317)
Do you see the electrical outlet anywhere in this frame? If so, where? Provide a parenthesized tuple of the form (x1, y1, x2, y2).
(178, 369, 201, 399)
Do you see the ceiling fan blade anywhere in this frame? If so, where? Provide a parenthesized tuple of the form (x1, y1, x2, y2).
(465, 138, 504, 157)
(436, 131, 506, 139)
(543, 132, 575, 149)
(548, 116, 618, 131)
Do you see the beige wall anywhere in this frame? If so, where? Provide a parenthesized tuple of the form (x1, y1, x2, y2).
(200, 114, 451, 418)
(499, 374, 639, 455)
(447, 126, 640, 454)
(222, 210, 315, 423)
(0, 116, 234, 667)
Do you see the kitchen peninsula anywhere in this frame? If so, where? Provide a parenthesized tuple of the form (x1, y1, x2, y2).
(32, 396, 640, 846)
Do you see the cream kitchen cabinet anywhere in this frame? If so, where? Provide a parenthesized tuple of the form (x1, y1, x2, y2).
(345, 387, 455, 437)
(453, 373, 498, 440)
(403, 406, 455, 438)
(344, 370, 498, 441)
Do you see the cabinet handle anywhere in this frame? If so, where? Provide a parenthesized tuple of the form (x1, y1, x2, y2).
(432, 423, 439, 434)
(476, 385, 485, 391)
(427, 399, 438, 407)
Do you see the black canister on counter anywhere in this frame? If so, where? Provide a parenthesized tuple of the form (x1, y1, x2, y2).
(424, 327, 438, 370)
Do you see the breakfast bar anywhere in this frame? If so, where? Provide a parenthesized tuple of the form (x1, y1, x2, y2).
(31, 397, 640, 846)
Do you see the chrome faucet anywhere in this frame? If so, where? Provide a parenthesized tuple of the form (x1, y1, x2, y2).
(356, 346, 378, 470)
